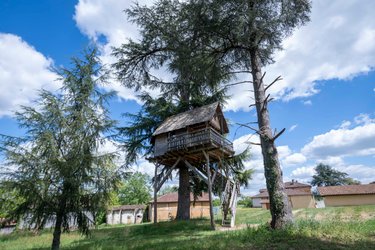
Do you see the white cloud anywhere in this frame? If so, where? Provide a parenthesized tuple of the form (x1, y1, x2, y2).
(291, 166, 315, 180)
(277, 145, 292, 160)
(302, 100, 312, 106)
(74, 0, 157, 103)
(0, 33, 59, 117)
(339, 120, 351, 129)
(302, 119, 375, 158)
(289, 124, 298, 132)
(337, 164, 375, 184)
(75, 0, 375, 111)
(226, 0, 375, 111)
(354, 113, 375, 125)
(283, 153, 307, 166)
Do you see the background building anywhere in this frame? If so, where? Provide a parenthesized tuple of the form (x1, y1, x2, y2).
(107, 205, 146, 225)
(251, 180, 315, 209)
(318, 184, 375, 207)
(149, 192, 210, 222)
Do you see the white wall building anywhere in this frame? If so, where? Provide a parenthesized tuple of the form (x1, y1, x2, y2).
(107, 205, 146, 225)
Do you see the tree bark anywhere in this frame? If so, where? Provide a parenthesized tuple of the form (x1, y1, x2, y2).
(176, 165, 190, 220)
(153, 164, 158, 223)
(51, 207, 64, 250)
(250, 50, 293, 229)
(204, 152, 215, 230)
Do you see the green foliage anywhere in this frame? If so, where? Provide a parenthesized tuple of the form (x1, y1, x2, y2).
(223, 148, 254, 188)
(181, 0, 311, 68)
(311, 163, 361, 187)
(0, 186, 23, 221)
(112, 0, 253, 208)
(117, 172, 151, 205)
(0, 49, 120, 243)
(113, 1, 232, 167)
(212, 198, 221, 207)
(238, 196, 253, 208)
(2, 206, 375, 250)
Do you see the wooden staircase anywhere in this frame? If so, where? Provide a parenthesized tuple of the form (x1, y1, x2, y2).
(182, 163, 239, 228)
(221, 179, 239, 227)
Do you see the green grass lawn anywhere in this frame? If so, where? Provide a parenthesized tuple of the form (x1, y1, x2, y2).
(1, 206, 375, 249)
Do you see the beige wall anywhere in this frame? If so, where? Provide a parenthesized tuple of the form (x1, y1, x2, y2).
(260, 195, 315, 209)
(324, 194, 375, 207)
(150, 201, 210, 222)
(290, 195, 315, 208)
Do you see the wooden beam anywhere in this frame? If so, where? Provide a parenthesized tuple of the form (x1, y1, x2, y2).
(211, 167, 218, 184)
(155, 157, 181, 192)
(153, 163, 159, 224)
(203, 150, 215, 230)
(184, 160, 208, 185)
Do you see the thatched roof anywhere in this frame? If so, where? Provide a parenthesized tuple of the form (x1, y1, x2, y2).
(152, 102, 228, 136)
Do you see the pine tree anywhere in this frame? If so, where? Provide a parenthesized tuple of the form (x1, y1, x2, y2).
(0, 49, 120, 249)
(112, 1, 234, 220)
(179, 0, 311, 229)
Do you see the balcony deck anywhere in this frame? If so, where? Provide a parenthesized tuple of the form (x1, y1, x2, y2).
(150, 128, 234, 167)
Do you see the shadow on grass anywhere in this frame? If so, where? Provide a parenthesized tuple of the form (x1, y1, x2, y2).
(63, 219, 375, 250)
(2, 218, 375, 250)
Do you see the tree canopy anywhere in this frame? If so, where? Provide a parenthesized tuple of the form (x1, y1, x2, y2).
(173, 0, 311, 229)
(117, 172, 152, 205)
(311, 163, 361, 187)
(0, 48, 120, 250)
(113, 0, 254, 221)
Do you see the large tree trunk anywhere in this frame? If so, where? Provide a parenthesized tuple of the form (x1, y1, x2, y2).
(176, 86, 191, 221)
(176, 165, 190, 220)
(51, 209, 64, 250)
(250, 50, 293, 229)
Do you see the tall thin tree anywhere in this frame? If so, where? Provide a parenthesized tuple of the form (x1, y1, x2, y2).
(0, 49, 120, 249)
(180, 0, 311, 228)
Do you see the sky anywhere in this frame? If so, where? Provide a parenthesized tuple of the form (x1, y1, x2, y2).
(0, 0, 374, 196)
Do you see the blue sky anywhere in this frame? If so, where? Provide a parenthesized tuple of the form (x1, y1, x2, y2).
(0, 0, 374, 195)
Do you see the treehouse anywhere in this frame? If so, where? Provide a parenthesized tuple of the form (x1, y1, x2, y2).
(150, 102, 234, 166)
(149, 102, 239, 228)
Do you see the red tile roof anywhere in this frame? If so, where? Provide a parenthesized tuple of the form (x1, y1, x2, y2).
(318, 184, 375, 196)
(150, 192, 210, 203)
(252, 181, 312, 198)
(252, 188, 312, 198)
(284, 181, 311, 189)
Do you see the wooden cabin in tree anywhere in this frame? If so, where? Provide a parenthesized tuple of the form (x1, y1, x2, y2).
(151, 102, 234, 165)
(149, 102, 239, 229)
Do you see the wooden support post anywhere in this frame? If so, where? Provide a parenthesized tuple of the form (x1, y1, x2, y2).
(156, 157, 181, 192)
(211, 167, 218, 184)
(184, 160, 208, 185)
(153, 163, 159, 224)
(203, 150, 215, 230)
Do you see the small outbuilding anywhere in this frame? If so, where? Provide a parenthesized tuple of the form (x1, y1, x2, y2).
(107, 205, 146, 225)
(149, 192, 210, 222)
(318, 184, 375, 207)
(252, 180, 315, 209)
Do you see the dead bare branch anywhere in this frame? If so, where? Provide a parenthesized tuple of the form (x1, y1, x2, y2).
(265, 76, 282, 92)
(272, 128, 286, 141)
(235, 122, 261, 136)
(249, 142, 261, 146)
(260, 72, 266, 82)
(249, 103, 256, 108)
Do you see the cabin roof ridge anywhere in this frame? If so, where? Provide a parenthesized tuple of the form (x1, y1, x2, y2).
(152, 102, 226, 136)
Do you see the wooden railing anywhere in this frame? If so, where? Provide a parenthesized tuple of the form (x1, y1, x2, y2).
(167, 128, 233, 153)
